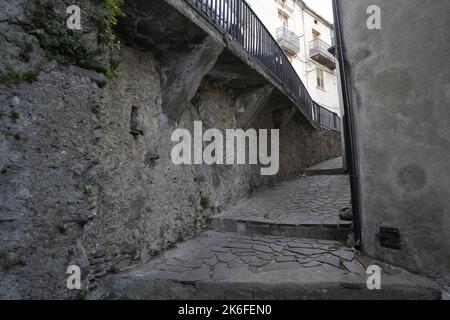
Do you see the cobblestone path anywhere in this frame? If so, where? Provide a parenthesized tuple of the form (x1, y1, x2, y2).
(213, 175, 351, 225)
(95, 158, 441, 300)
(212, 157, 352, 239)
(97, 230, 439, 300)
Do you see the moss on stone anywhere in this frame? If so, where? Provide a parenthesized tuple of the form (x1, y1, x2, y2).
(84, 184, 93, 195)
(22, 71, 39, 83)
(75, 291, 88, 300)
(200, 196, 210, 210)
(129, 248, 139, 260)
(0, 252, 25, 271)
(6, 69, 22, 82)
(31, 3, 95, 64)
(29, 1, 125, 78)
(1, 68, 39, 84)
(176, 233, 185, 243)
(91, 105, 106, 119)
(10, 110, 20, 122)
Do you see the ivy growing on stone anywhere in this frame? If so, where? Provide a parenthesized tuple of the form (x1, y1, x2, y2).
(97, 0, 125, 79)
(28, 1, 125, 80)
(31, 3, 95, 64)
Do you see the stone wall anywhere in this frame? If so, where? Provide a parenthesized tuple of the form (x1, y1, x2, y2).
(0, 0, 341, 299)
(0, 0, 107, 299)
(277, 113, 342, 181)
(338, 0, 450, 284)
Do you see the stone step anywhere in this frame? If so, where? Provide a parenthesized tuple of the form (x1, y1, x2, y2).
(210, 216, 353, 241)
(301, 168, 347, 176)
(209, 172, 353, 240)
(305, 157, 344, 171)
(92, 232, 441, 300)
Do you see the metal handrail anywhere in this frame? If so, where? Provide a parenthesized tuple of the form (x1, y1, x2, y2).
(189, 0, 341, 132)
(310, 38, 332, 49)
(310, 38, 335, 60)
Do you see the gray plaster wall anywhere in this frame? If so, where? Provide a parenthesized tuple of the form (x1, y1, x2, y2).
(338, 0, 450, 283)
(0, 0, 341, 298)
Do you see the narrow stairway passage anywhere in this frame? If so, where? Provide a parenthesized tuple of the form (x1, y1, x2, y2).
(92, 158, 441, 300)
(212, 157, 352, 240)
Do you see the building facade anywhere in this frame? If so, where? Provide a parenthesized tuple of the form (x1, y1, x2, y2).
(246, 0, 340, 114)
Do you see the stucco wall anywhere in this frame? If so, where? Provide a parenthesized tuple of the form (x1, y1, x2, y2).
(338, 0, 450, 283)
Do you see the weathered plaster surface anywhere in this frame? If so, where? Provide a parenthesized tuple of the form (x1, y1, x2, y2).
(339, 0, 450, 283)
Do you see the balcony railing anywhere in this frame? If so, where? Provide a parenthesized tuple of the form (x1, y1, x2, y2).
(188, 0, 340, 132)
(276, 26, 301, 55)
(309, 38, 336, 70)
(316, 105, 341, 131)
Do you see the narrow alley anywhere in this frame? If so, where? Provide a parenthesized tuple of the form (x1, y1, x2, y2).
(94, 158, 440, 300)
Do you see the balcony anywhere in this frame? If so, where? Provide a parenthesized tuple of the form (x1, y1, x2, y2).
(309, 39, 336, 70)
(276, 26, 301, 56)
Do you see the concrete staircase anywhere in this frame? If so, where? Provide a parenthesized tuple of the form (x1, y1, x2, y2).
(93, 158, 442, 300)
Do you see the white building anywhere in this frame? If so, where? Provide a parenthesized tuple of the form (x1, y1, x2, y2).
(245, 0, 340, 114)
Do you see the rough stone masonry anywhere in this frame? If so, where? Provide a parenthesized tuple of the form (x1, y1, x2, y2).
(0, 0, 341, 298)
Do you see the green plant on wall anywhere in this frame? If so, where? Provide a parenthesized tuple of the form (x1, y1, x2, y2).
(84, 184, 93, 195)
(1, 67, 39, 84)
(22, 71, 39, 83)
(200, 196, 210, 210)
(129, 247, 139, 260)
(31, 3, 95, 63)
(30, 1, 125, 79)
(76, 291, 88, 300)
(98, 0, 125, 79)
(10, 110, 20, 122)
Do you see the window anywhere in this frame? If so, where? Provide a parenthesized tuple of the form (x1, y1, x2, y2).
(278, 10, 289, 28)
(316, 69, 325, 89)
(312, 29, 320, 40)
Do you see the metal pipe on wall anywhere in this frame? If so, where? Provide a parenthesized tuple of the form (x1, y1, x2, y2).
(332, 0, 362, 249)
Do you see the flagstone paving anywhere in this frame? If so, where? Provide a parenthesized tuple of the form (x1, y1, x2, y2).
(93, 158, 442, 300)
(213, 175, 351, 224)
(96, 231, 441, 300)
(211, 158, 352, 239)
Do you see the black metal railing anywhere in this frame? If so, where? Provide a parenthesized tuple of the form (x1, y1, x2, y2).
(310, 38, 335, 61)
(189, 0, 341, 132)
(317, 105, 341, 132)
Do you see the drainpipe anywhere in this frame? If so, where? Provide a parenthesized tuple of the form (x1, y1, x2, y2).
(301, 5, 309, 90)
(332, 0, 362, 250)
